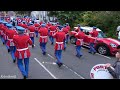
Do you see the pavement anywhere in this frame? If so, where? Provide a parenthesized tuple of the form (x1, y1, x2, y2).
(0, 36, 117, 79)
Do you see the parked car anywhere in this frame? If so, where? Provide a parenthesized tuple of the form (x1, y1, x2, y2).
(69, 26, 120, 56)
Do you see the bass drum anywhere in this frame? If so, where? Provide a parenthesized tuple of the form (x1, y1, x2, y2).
(90, 64, 113, 79)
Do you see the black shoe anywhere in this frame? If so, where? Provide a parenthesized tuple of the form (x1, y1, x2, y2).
(8, 49, 10, 53)
(88, 52, 92, 54)
(64, 48, 66, 51)
(93, 52, 96, 55)
(13, 60, 16, 63)
(79, 55, 82, 58)
(76, 54, 82, 58)
(59, 63, 63, 67)
(23, 76, 27, 79)
(51, 42, 53, 45)
(43, 52, 46, 55)
(57, 63, 63, 67)
(32, 45, 34, 48)
(3, 42, 5, 45)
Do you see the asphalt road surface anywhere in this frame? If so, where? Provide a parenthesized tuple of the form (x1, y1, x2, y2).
(0, 36, 117, 79)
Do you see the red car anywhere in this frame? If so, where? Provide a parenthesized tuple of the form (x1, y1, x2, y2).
(69, 26, 120, 56)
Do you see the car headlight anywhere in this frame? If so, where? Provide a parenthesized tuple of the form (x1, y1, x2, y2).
(110, 43, 117, 48)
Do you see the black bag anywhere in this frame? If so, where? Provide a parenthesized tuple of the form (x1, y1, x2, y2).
(107, 67, 117, 79)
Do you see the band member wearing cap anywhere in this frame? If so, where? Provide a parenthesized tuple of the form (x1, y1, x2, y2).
(66, 23, 71, 31)
(28, 23, 35, 48)
(0, 20, 3, 38)
(21, 21, 28, 33)
(1, 22, 8, 45)
(53, 26, 66, 67)
(62, 25, 68, 50)
(65, 23, 71, 44)
(38, 24, 48, 55)
(2, 21, 11, 52)
(34, 21, 40, 37)
(88, 26, 98, 54)
(75, 28, 85, 58)
(49, 23, 57, 45)
(6, 24, 17, 63)
(90, 26, 98, 37)
(13, 26, 33, 79)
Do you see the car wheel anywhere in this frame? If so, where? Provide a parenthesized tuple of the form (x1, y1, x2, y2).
(70, 36, 76, 44)
(97, 45, 109, 55)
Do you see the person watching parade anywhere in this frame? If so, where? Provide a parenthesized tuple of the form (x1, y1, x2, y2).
(13, 26, 33, 79)
(106, 45, 120, 79)
(53, 25, 66, 67)
(38, 24, 48, 55)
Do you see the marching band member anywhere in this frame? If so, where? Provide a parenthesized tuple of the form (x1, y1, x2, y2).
(53, 25, 66, 67)
(38, 24, 48, 55)
(13, 26, 33, 79)
(6, 24, 17, 63)
(75, 28, 85, 58)
(28, 23, 35, 48)
(49, 23, 57, 45)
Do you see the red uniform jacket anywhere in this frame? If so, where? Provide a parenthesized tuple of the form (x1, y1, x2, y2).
(34, 23, 40, 32)
(63, 27, 69, 35)
(2, 26, 8, 40)
(75, 27, 80, 32)
(6, 29, 17, 46)
(38, 27, 48, 43)
(39, 21, 43, 25)
(21, 24, 28, 29)
(0, 24, 5, 36)
(28, 25, 35, 37)
(75, 31, 85, 46)
(13, 34, 32, 59)
(90, 30, 98, 37)
(47, 23, 52, 27)
(53, 31, 65, 50)
(49, 25, 57, 36)
(66, 26, 70, 31)
(0, 24, 3, 35)
(6, 17, 10, 22)
(89, 37, 96, 43)
(17, 18, 22, 23)
(18, 23, 22, 26)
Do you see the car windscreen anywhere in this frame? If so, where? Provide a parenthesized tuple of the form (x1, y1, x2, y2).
(98, 31, 107, 38)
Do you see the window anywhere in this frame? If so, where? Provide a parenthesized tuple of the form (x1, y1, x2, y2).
(97, 31, 107, 38)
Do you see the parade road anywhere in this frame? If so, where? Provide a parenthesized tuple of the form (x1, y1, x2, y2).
(0, 37, 117, 79)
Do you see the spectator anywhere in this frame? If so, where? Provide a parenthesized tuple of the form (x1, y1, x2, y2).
(106, 45, 120, 79)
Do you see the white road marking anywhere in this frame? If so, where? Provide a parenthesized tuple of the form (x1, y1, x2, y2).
(63, 64, 85, 79)
(34, 58, 57, 79)
(42, 61, 57, 65)
(96, 53, 111, 59)
(47, 53, 85, 79)
(47, 54, 55, 59)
